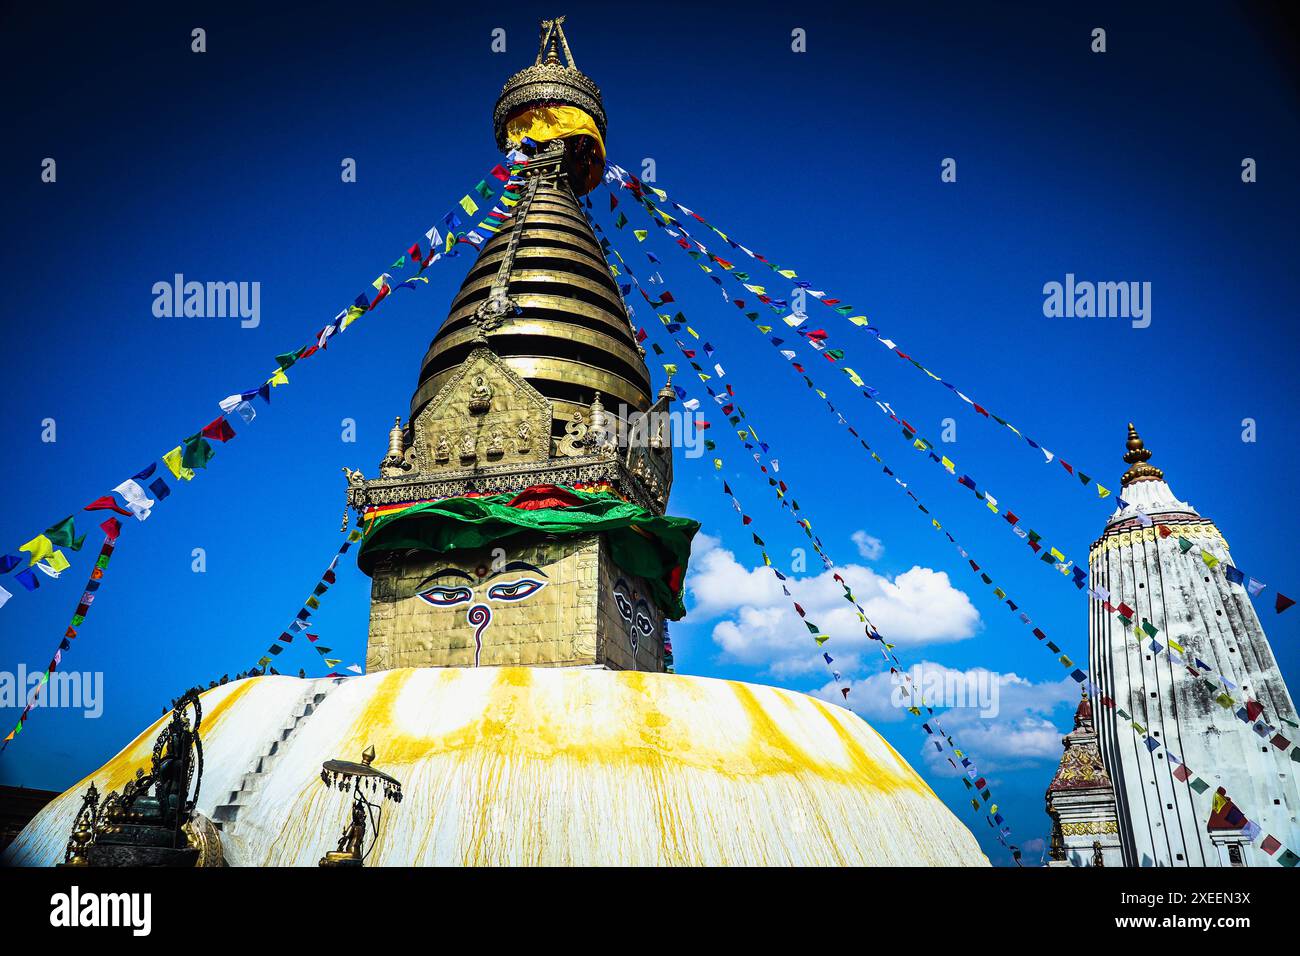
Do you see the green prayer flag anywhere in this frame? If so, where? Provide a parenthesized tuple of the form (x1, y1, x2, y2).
(44, 516, 85, 551)
(182, 433, 215, 470)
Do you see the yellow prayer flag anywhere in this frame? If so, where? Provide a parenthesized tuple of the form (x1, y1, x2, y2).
(845, 367, 864, 387)
(44, 550, 70, 573)
(778, 269, 797, 279)
(341, 305, 366, 330)
(633, 230, 648, 241)
(1097, 485, 1111, 499)
(268, 368, 289, 387)
(19, 535, 54, 566)
(163, 446, 195, 481)
(459, 195, 478, 216)
(847, 315, 869, 326)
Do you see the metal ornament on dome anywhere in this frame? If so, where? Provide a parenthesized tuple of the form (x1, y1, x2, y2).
(493, 17, 607, 196)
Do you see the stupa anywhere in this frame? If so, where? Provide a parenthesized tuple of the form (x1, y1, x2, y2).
(2, 18, 987, 868)
(1084, 425, 1300, 866)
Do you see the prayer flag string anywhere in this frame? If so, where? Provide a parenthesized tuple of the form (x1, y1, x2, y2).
(253, 527, 365, 678)
(608, 173, 1288, 751)
(0, 159, 528, 615)
(2, 532, 118, 749)
(590, 205, 1020, 847)
(603, 161, 1295, 616)
(602, 166, 1299, 865)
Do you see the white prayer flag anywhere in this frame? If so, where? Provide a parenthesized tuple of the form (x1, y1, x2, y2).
(112, 479, 154, 521)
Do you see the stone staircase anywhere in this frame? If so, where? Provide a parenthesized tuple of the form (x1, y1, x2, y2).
(211, 683, 333, 843)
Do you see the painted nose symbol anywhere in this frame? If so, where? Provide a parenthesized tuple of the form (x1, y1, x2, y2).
(467, 604, 491, 667)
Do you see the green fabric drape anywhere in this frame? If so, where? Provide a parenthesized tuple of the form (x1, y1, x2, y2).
(358, 487, 698, 619)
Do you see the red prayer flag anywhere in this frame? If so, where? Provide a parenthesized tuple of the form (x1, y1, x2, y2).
(1261, 835, 1282, 855)
(1173, 764, 1191, 782)
(490, 164, 509, 182)
(84, 495, 132, 517)
(1277, 593, 1296, 614)
(100, 516, 121, 540)
(201, 417, 236, 443)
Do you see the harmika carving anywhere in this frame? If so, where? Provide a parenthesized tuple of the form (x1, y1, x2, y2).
(516, 421, 532, 454)
(468, 375, 493, 414)
(434, 435, 451, 463)
(557, 410, 589, 458)
(459, 432, 477, 462)
(487, 426, 505, 458)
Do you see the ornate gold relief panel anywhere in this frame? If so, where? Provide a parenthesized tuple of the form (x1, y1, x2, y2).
(412, 348, 552, 472)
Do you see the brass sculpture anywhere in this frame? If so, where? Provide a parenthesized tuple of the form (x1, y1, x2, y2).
(60, 691, 211, 866)
(318, 744, 403, 867)
(60, 783, 100, 866)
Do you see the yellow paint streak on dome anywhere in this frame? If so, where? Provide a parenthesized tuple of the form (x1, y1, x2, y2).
(331, 668, 924, 793)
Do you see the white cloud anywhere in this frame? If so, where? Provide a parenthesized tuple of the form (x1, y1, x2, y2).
(851, 530, 884, 561)
(686, 535, 981, 677)
(811, 661, 1078, 774)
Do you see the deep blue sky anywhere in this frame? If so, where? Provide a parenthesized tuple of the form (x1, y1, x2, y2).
(2, 2, 1298, 866)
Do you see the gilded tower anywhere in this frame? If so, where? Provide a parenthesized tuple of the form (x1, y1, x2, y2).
(345, 19, 696, 674)
(1087, 425, 1300, 866)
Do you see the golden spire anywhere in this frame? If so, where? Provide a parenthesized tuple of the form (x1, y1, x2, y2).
(1120, 422, 1164, 486)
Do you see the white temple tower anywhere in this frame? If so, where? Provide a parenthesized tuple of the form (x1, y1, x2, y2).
(1088, 425, 1300, 866)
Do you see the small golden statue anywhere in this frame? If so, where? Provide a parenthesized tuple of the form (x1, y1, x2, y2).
(318, 744, 403, 868)
(59, 783, 100, 867)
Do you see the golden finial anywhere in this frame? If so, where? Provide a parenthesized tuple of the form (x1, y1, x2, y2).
(1120, 422, 1164, 486)
(361, 744, 376, 767)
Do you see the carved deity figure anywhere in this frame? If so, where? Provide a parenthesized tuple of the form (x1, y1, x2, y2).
(435, 435, 451, 462)
(516, 421, 532, 453)
(469, 375, 493, 414)
(337, 792, 368, 858)
(487, 426, 505, 457)
(459, 432, 477, 461)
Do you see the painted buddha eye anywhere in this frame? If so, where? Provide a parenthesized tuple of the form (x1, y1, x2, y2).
(418, 585, 472, 608)
(613, 578, 633, 621)
(487, 578, 546, 602)
(634, 599, 655, 637)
